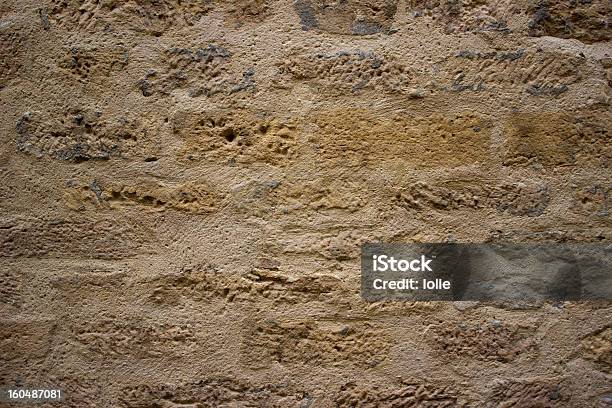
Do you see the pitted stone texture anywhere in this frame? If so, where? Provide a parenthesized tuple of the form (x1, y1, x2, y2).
(50, 268, 128, 307)
(64, 179, 224, 213)
(120, 378, 308, 408)
(0, 266, 22, 310)
(439, 48, 587, 96)
(571, 185, 611, 218)
(487, 378, 566, 407)
(528, 0, 611, 43)
(294, 0, 399, 35)
(136, 45, 254, 98)
(57, 45, 129, 83)
(581, 327, 611, 373)
(173, 110, 298, 166)
(242, 318, 392, 368)
(46, 0, 213, 35)
(222, 0, 270, 24)
(429, 320, 537, 362)
(0, 21, 28, 89)
(503, 111, 611, 168)
(232, 176, 366, 218)
(0, 318, 56, 363)
(335, 379, 465, 407)
(395, 180, 550, 217)
(408, 0, 521, 34)
(70, 314, 198, 358)
(46, 0, 273, 34)
(278, 50, 413, 94)
(16, 110, 160, 162)
(0, 216, 152, 259)
(129, 263, 345, 307)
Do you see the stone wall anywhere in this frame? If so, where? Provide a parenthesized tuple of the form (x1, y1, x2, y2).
(1, 0, 610, 406)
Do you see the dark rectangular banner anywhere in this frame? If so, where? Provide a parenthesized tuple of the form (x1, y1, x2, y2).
(361, 243, 612, 301)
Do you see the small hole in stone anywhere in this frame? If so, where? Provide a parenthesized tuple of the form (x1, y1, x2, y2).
(222, 128, 237, 143)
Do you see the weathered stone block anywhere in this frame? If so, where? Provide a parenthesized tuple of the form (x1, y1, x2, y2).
(278, 50, 412, 94)
(528, 0, 611, 43)
(47, 0, 213, 35)
(503, 111, 611, 168)
(310, 110, 491, 168)
(335, 379, 464, 407)
(173, 110, 298, 166)
(0, 216, 152, 259)
(294, 0, 399, 35)
(57, 45, 129, 83)
(242, 318, 392, 368)
(430, 320, 537, 362)
(0, 21, 27, 89)
(0, 318, 56, 362)
(16, 110, 160, 162)
(395, 180, 550, 217)
(0, 266, 22, 310)
(440, 48, 586, 95)
(581, 327, 611, 373)
(571, 185, 611, 217)
(136, 45, 253, 98)
(64, 179, 224, 214)
(70, 314, 198, 358)
(408, 0, 519, 34)
(487, 378, 566, 407)
(120, 378, 308, 408)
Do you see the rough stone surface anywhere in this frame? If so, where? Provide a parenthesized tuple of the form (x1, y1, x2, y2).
(0, 0, 611, 406)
